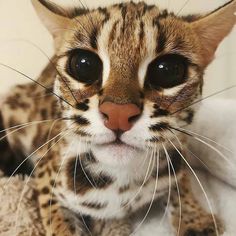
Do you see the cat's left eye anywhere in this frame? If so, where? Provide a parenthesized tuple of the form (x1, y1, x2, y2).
(146, 54, 187, 89)
(67, 49, 103, 84)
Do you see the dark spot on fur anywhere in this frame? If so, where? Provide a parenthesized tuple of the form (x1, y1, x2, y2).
(119, 185, 130, 194)
(81, 201, 108, 209)
(156, 23, 166, 53)
(182, 14, 201, 22)
(41, 108, 48, 119)
(50, 179, 56, 187)
(0, 112, 32, 176)
(98, 7, 110, 25)
(98, 89, 103, 96)
(75, 130, 91, 137)
(66, 154, 113, 195)
(38, 171, 45, 178)
(149, 122, 169, 132)
(41, 199, 57, 208)
(158, 149, 182, 177)
(135, 195, 142, 202)
(90, 27, 98, 50)
(109, 20, 119, 44)
(149, 136, 162, 143)
(75, 116, 90, 125)
(41, 187, 50, 194)
(76, 102, 89, 111)
(183, 109, 194, 124)
(139, 21, 145, 42)
(152, 105, 169, 118)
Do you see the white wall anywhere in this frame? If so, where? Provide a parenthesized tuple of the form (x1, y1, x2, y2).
(0, 0, 235, 99)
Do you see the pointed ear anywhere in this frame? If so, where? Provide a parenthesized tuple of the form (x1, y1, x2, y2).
(31, 0, 71, 38)
(191, 0, 236, 64)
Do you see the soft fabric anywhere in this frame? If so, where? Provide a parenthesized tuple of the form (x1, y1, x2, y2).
(0, 171, 44, 236)
(0, 98, 235, 236)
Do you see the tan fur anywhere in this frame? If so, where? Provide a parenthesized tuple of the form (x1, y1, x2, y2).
(1, 1, 236, 235)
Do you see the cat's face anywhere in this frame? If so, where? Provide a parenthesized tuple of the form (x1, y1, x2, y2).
(33, 0, 236, 167)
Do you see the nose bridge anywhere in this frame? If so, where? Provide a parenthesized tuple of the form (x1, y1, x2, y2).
(101, 68, 141, 106)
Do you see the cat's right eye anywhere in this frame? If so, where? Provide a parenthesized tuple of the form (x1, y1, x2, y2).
(67, 49, 103, 84)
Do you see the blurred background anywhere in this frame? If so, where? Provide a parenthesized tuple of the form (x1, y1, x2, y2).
(0, 0, 235, 98)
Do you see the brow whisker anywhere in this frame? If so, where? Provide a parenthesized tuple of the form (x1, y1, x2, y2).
(10, 39, 80, 105)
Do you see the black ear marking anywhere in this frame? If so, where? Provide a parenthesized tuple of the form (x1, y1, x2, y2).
(37, 0, 89, 18)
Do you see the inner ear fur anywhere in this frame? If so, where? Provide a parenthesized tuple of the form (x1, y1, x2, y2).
(31, 0, 71, 38)
(191, 0, 236, 65)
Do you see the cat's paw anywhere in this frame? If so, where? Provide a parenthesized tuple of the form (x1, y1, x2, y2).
(181, 215, 224, 236)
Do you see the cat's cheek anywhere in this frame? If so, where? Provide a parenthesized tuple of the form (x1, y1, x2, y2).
(91, 144, 144, 167)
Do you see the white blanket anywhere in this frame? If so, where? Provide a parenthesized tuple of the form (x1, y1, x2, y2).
(134, 99, 236, 236)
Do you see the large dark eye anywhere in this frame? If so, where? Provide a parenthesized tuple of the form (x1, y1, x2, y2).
(67, 49, 103, 84)
(146, 54, 187, 89)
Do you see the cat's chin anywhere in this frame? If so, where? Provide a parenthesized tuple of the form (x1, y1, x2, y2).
(91, 142, 144, 167)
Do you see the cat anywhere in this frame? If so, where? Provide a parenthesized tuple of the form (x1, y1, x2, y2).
(0, 0, 236, 235)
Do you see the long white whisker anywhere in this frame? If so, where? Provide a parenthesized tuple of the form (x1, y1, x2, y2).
(3, 130, 67, 189)
(159, 143, 172, 225)
(170, 127, 235, 167)
(79, 154, 97, 189)
(168, 139, 220, 236)
(130, 146, 160, 236)
(0, 119, 62, 141)
(163, 144, 182, 236)
(172, 126, 235, 154)
(14, 129, 71, 235)
(167, 129, 212, 172)
(49, 133, 76, 236)
(74, 136, 93, 236)
(117, 147, 153, 213)
(0, 119, 58, 134)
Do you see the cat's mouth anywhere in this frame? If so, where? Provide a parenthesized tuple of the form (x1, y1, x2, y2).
(98, 138, 135, 149)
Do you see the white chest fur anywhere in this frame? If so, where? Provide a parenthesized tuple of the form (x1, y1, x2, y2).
(56, 156, 177, 219)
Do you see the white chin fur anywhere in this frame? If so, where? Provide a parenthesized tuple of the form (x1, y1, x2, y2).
(91, 144, 145, 167)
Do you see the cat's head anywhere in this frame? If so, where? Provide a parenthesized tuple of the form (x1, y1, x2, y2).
(32, 0, 236, 167)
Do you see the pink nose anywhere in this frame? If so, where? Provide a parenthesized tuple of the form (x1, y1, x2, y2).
(99, 102, 141, 132)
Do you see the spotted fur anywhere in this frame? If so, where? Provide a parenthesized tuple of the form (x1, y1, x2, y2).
(1, 0, 236, 235)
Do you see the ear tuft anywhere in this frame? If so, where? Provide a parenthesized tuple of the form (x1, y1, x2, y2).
(191, 0, 236, 64)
